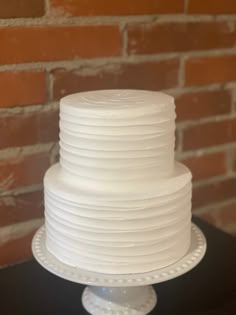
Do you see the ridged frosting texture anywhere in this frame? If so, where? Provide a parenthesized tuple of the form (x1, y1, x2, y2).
(44, 89, 192, 274)
(59, 90, 176, 182)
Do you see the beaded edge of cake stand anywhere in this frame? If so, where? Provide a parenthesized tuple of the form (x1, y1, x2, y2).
(32, 223, 207, 287)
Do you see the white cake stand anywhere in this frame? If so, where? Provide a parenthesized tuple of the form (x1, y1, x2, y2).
(32, 223, 206, 315)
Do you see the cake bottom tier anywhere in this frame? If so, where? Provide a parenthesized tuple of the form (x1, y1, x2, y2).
(44, 163, 192, 274)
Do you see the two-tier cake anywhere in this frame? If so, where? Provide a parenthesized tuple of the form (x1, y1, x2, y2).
(44, 90, 192, 274)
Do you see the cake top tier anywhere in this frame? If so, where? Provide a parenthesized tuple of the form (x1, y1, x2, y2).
(58, 89, 178, 191)
(60, 90, 174, 118)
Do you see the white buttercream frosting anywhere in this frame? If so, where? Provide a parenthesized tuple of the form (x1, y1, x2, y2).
(44, 90, 192, 274)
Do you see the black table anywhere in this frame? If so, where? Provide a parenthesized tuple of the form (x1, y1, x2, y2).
(1, 217, 236, 314)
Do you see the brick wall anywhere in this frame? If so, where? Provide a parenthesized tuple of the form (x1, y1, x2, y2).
(0, 0, 236, 267)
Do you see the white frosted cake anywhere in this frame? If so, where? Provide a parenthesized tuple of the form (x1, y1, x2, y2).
(44, 90, 192, 274)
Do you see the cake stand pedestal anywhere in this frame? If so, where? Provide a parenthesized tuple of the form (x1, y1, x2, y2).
(32, 223, 206, 315)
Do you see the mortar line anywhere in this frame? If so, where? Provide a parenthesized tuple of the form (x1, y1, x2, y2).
(178, 56, 185, 88)
(230, 85, 236, 113)
(0, 142, 55, 159)
(177, 112, 236, 130)
(0, 14, 234, 28)
(120, 21, 128, 57)
(193, 173, 236, 189)
(0, 183, 44, 197)
(193, 197, 236, 215)
(0, 14, 227, 27)
(44, 0, 50, 16)
(176, 141, 236, 160)
(0, 46, 235, 72)
(0, 218, 44, 242)
(0, 102, 58, 116)
(176, 128, 183, 154)
(184, 0, 188, 14)
(225, 147, 234, 175)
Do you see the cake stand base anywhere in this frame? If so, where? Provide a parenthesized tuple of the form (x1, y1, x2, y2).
(82, 285, 157, 315)
(32, 224, 206, 315)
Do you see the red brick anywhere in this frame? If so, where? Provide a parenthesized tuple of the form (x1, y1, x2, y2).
(233, 150, 236, 170)
(38, 109, 60, 144)
(192, 178, 236, 209)
(181, 152, 226, 181)
(188, 0, 236, 14)
(127, 21, 235, 55)
(0, 229, 36, 267)
(198, 212, 217, 226)
(183, 119, 236, 151)
(0, 191, 44, 227)
(217, 202, 236, 226)
(198, 201, 236, 232)
(0, 71, 47, 108)
(185, 55, 236, 86)
(175, 129, 180, 151)
(0, 153, 50, 190)
(0, 109, 59, 149)
(0, 25, 121, 65)
(176, 90, 231, 122)
(50, 0, 184, 16)
(52, 59, 179, 100)
(0, 0, 44, 18)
